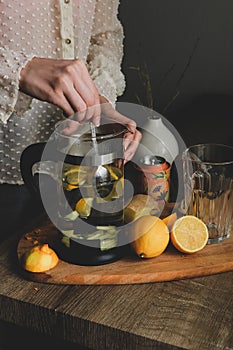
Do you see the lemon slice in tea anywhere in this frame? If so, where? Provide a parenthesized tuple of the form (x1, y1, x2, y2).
(63, 166, 87, 186)
(75, 197, 93, 217)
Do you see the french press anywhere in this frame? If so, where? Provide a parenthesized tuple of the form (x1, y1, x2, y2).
(20, 118, 128, 265)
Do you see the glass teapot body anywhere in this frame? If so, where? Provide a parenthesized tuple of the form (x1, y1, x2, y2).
(20, 120, 128, 265)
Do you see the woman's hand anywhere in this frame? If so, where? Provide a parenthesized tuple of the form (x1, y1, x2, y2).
(64, 96, 142, 162)
(19, 57, 101, 126)
(99, 96, 142, 163)
(19, 57, 142, 161)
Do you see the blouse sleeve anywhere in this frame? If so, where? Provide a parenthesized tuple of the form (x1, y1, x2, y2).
(87, 0, 126, 105)
(0, 47, 34, 124)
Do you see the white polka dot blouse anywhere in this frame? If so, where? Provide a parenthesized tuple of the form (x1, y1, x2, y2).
(0, 0, 125, 184)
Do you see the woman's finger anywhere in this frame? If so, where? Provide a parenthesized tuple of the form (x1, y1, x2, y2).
(82, 103, 100, 125)
(63, 119, 81, 136)
(19, 57, 101, 123)
(123, 130, 135, 150)
(92, 103, 101, 127)
(73, 64, 100, 104)
(50, 91, 75, 117)
(124, 129, 142, 163)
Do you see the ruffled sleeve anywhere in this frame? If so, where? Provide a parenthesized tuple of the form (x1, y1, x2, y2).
(87, 0, 126, 105)
(0, 47, 34, 124)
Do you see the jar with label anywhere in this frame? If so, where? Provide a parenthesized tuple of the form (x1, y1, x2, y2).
(134, 155, 171, 202)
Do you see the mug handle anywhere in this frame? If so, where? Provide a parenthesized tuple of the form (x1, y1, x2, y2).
(20, 142, 57, 196)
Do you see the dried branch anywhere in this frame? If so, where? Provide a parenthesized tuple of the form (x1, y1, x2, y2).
(129, 36, 200, 115)
(158, 63, 176, 88)
(162, 91, 180, 114)
(129, 62, 154, 110)
(175, 36, 200, 91)
(162, 36, 200, 113)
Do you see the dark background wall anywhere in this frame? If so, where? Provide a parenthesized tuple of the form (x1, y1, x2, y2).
(118, 0, 233, 147)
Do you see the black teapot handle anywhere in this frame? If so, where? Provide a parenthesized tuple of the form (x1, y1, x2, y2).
(20, 141, 58, 196)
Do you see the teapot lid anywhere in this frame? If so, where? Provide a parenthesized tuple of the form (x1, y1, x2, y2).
(55, 120, 128, 141)
(53, 120, 128, 163)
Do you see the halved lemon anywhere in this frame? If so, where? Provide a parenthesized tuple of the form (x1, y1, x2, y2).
(171, 215, 208, 254)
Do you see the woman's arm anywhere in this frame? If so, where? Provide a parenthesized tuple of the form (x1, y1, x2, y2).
(0, 49, 102, 126)
(86, 1, 141, 161)
(87, 0, 126, 105)
(0, 48, 34, 124)
(18, 57, 101, 125)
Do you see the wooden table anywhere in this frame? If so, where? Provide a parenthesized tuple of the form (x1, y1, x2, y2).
(1, 184, 233, 350)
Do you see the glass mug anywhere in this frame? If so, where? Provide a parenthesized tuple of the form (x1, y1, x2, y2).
(20, 119, 129, 265)
(183, 143, 233, 244)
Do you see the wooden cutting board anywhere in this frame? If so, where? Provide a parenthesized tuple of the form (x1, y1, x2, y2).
(17, 220, 233, 285)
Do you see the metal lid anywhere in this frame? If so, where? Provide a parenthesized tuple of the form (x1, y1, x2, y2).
(140, 155, 166, 166)
(54, 121, 128, 160)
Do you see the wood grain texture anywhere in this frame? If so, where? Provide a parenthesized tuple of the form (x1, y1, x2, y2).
(1, 182, 233, 349)
(16, 221, 233, 285)
(1, 228, 233, 350)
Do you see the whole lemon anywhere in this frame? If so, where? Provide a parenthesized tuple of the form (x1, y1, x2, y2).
(131, 215, 169, 258)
